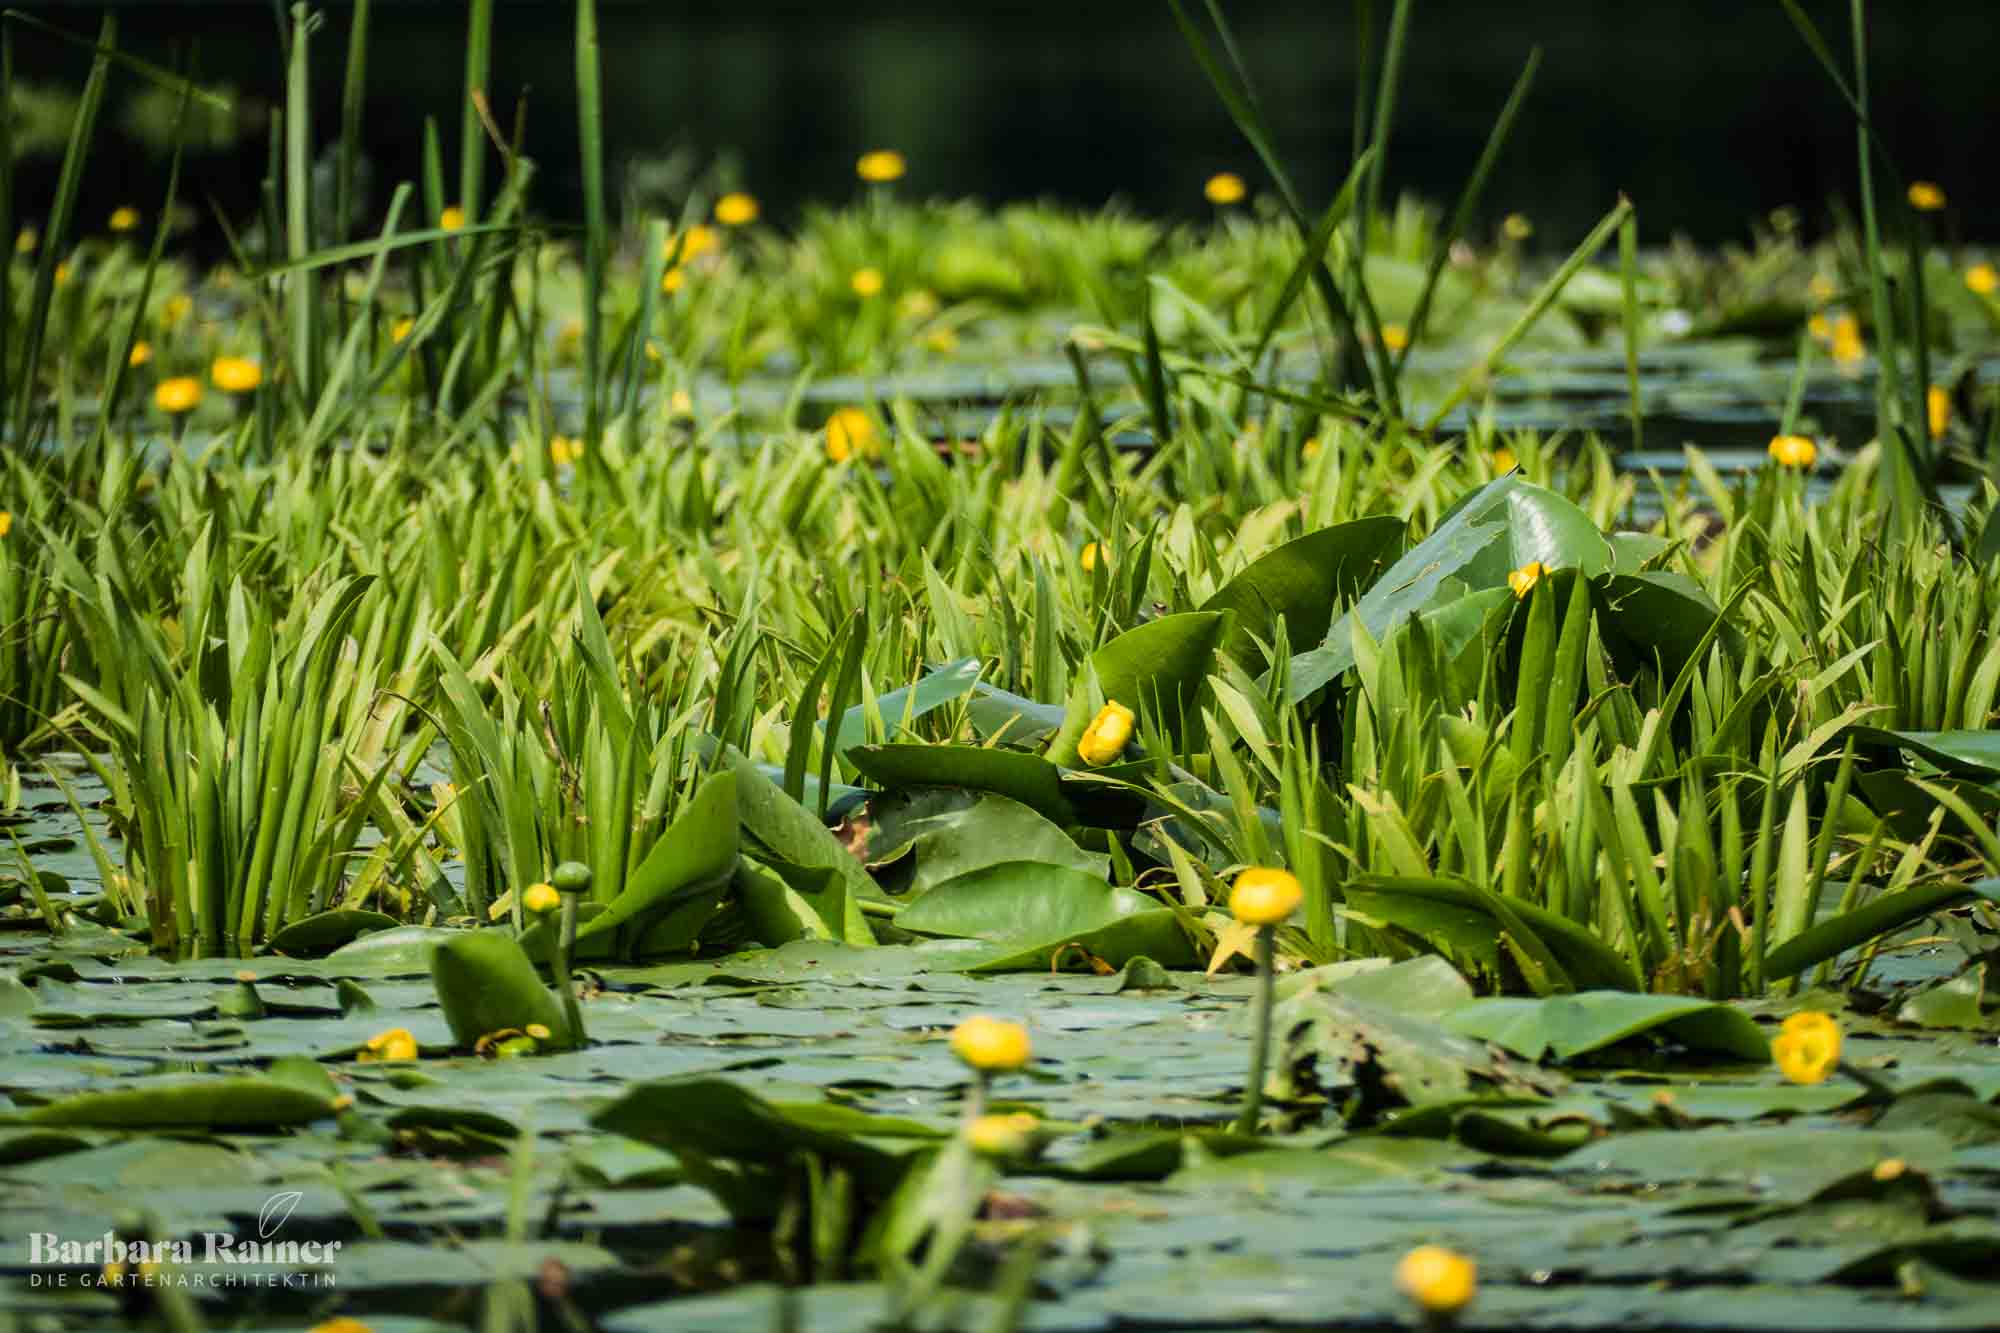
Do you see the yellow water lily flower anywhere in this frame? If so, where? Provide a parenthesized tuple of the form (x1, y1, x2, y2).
(153, 376, 203, 415)
(109, 206, 141, 233)
(857, 149, 906, 183)
(1773, 1010, 1841, 1084)
(1967, 263, 1998, 296)
(850, 266, 884, 298)
(1767, 433, 1818, 468)
(1080, 541, 1105, 572)
(210, 356, 263, 393)
(1395, 1245, 1477, 1315)
(714, 192, 760, 226)
(0, 511, 12, 539)
(1507, 561, 1546, 598)
(391, 316, 415, 344)
(964, 1111, 1039, 1157)
(1230, 867, 1303, 926)
(1907, 181, 1947, 212)
(669, 388, 693, 418)
(1076, 700, 1135, 766)
(361, 1027, 419, 1062)
(439, 204, 466, 231)
(1492, 446, 1517, 473)
(1502, 213, 1533, 241)
(824, 406, 877, 463)
(662, 266, 686, 294)
(1204, 172, 1247, 206)
(949, 1015, 1032, 1072)
(1380, 322, 1410, 353)
(549, 435, 583, 467)
(523, 882, 560, 916)
(1928, 384, 1951, 439)
(127, 341, 153, 368)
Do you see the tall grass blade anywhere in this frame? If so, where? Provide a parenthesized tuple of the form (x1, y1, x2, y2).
(1397, 47, 1538, 371)
(1423, 194, 1633, 431)
(10, 13, 114, 447)
(575, 0, 608, 465)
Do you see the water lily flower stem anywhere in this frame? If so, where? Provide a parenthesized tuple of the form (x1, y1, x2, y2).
(1234, 924, 1276, 1135)
(550, 861, 592, 1048)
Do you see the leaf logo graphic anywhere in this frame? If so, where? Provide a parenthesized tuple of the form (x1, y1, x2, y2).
(259, 1191, 304, 1239)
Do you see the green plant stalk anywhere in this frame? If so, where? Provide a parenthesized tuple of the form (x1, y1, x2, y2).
(575, 0, 607, 470)
(1847, 0, 1915, 530)
(1397, 48, 1539, 372)
(1619, 206, 1642, 452)
(96, 63, 193, 446)
(286, 4, 317, 405)
(10, 13, 114, 448)
(553, 893, 586, 1048)
(0, 24, 13, 414)
(1233, 925, 1275, 1135)
(335, 0, 370, 254)
(460, 0, 492, 225)
(1424, 195, 1633, 431)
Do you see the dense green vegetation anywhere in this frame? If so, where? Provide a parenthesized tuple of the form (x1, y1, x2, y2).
(5, 3, 2000, 1330)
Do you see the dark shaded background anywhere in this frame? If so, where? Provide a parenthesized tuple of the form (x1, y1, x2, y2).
(10, 1, 1999, 246)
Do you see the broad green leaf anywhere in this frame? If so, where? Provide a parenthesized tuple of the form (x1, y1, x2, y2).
(1286, 478, 1612, 701)
(1763, 879, 2000, 983)
(847, 743, 1147, 829)
(729, 752, 877, 946)
(1442, 992, 1771, 1062)
(1199, 517, 1404, 668)
(1343, 876, 1634, 992)
(7, 1077, 335, 1129)
(579, 769, 738, 941)
(429, 930, 572, 1048)
(894, 861, 1194, 970)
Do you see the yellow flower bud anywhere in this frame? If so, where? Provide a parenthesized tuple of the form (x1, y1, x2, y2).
(1229, 866, 1303, 926)
(964, 1111, 1040, 1158)
(1395, 1245, 1477, 1316)
(1380, 322, 1410, 353)
(949, 1015, 1032, 1072)
(1967, 264, 1999, 296)
(1204, 172, 1247, 206)
(153, 376, 204, 415)
(1507, 562, 1546, 599)
(439, 205, 466, 231)
(209, 356, 263, 394)
(857, 149, 906, 183)
(361, 1027, 419, 1062)
(0, 511, 12, 539)
(1906, 181, 1947, 212)
(1927, 384, 1951, 440)
(825, 406, 878, 463)
(715, 192, 760, 226)
(1767, 434, 1818, 468)
(1076, 700, 1135, 766)
(109, 206, 142, 233)
(1772, 1010, 1841, 1085)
